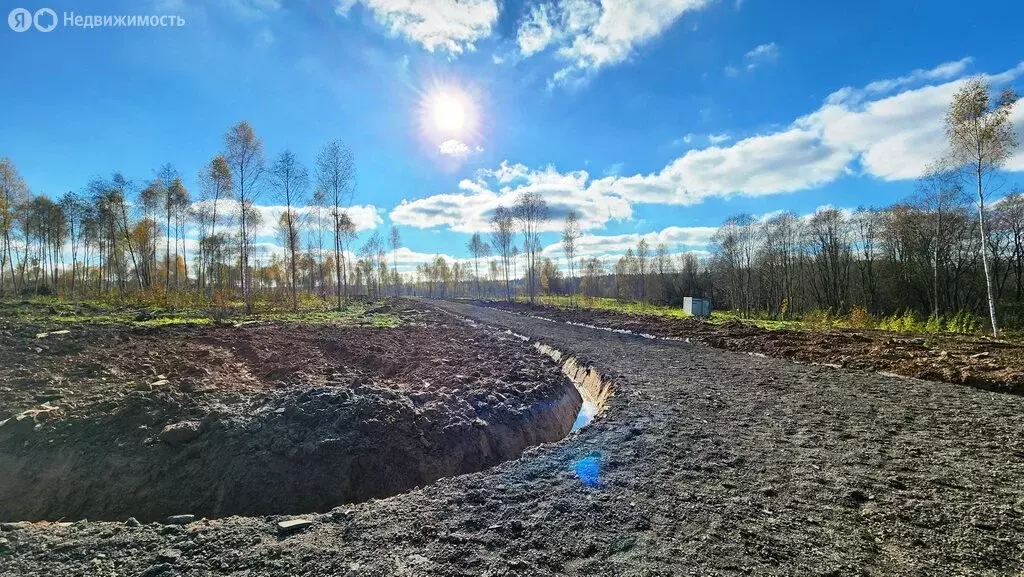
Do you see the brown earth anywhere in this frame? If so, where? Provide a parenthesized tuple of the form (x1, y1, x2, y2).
(473, 300, 1024, 395)
(3, 299, 1024, 576)
(0, 301, 582, 522)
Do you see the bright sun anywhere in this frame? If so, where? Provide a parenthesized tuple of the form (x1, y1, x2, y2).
(430, 91, 468, 135)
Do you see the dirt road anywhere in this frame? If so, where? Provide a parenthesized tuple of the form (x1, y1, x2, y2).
(4, 299, 1023, 576)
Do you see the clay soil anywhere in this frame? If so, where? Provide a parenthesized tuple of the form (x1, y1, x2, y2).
(475, 300, 1024, 395)
(0, 300, 580, 522)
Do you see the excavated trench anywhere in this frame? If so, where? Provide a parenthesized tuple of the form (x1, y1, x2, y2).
(0, 331, 612, 523)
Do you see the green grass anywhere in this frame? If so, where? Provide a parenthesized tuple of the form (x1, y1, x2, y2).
(0, 296, 403, 328)
(520, 295, 695, 319)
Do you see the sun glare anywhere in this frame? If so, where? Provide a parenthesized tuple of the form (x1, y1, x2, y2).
(430, 91, 468, 135)
(419, 82, 479, 144)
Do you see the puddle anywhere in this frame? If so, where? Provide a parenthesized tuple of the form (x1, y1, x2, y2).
(572, 397, 599, 431)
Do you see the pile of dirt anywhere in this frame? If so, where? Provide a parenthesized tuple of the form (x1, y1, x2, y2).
(0, 302, 582, 521)
(474, 300, 1024, 394)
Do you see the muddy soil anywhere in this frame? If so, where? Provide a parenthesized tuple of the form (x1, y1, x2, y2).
(474, 300, 1024, 394)
(0, 301, 581, 521)
(4, 298, 1024, 576)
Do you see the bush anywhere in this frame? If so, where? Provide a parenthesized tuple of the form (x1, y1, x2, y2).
(924, 313, 944, 333)
(878, 310, 922, 333)
(846, 305, 875, 329)
(802, 308, 834, 328)
(946, 310, 979, 334)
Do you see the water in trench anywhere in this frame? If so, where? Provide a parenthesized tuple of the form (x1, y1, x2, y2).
(572, 396, 599, 431)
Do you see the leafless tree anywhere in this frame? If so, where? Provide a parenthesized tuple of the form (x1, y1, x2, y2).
(224, 121, 265, 311)
(389, 226, 401, 296)
(316, 140, 357, 307)
(513, 192, 549, 303)
(490, 206, 515, 302)
(467, 232, 490, 298)
(270, 149, 309, 310)
(197, 155, 233, 294)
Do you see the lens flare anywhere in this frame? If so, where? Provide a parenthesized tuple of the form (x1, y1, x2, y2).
(429, 90, 468, 135)
(417, 79, 482, 159)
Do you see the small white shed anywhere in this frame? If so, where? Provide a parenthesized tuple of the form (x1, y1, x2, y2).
(683, 297, 712, 317)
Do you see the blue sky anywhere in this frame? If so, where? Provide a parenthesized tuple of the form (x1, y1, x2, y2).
(2, 0, 1023, 270)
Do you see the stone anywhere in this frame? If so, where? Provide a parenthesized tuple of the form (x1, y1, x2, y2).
(277, 518, 314, 534)
(155, 549, 182, 563)
(33, 390, 63, 402)
(140, 563, 174, 577)
(164, 514, 195, 525)
(159, 421, 201, 446)
(151, 379, 171, 389)
(0, 522, 25, 532)
(125, 517, 141, 527)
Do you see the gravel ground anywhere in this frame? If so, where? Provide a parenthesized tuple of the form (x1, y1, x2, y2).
(471, 300, 1024, 394)
(3, 299, 1023, 576)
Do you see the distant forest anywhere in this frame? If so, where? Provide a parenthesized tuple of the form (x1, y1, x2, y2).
(1, 79, 1021, 333)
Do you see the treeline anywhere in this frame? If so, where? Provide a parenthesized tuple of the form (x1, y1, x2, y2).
(0, 122, 416, 310)
(2, 78, 1021, 334)
(410, 77, 1024, 336)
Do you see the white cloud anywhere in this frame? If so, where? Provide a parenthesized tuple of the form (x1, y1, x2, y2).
(589, 127, 854, 205)
(1008, 104, 1024, 172)
(542, 225, 718, 261)
(707, 133, 731, 145)
(438, 139, 479, 157)
(517, 3, 558, 57)
(517, 0, 711, 83)
(390, 163, 632, 233)
(726, 41, 779, 75)
(390, 59, 1024, 236)
(744, 41, 778, 70)
(861, 57, 971, 99)
(796, 60, 1024, 181)
(336, 0, 499, 54)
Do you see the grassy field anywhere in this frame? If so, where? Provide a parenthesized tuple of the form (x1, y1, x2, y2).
(0, 297, 403, 328)
(513, 294, 1018, 338)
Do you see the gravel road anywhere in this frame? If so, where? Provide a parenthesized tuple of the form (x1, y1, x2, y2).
(4, 299, 1023, 576)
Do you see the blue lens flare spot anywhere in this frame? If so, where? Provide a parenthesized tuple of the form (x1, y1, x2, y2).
(574, 453, 601, 488)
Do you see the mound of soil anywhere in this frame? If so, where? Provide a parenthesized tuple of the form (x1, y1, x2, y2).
(0, 302, 582, 522)
(474, 300, 1024, 394)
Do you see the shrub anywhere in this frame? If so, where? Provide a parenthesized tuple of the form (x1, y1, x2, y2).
(846, 305, 875, 329)
(946, 310, 979, 334)
(879, 310, 922, 333)
(924, 313, 944, 333)
(802, 308, 834, 328)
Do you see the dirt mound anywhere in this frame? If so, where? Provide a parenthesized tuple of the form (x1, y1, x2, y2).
(0, 303, 582, 522)
(475, 300, 1024, 394)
